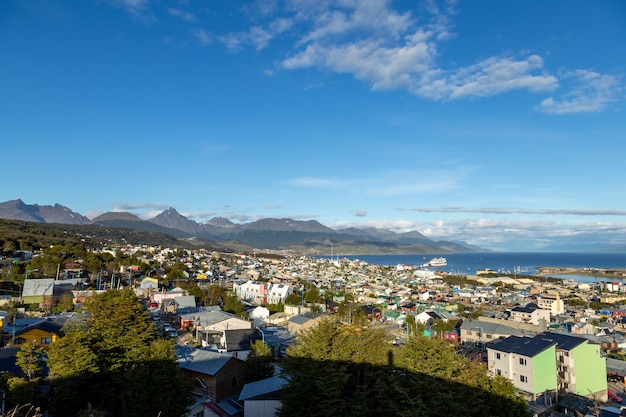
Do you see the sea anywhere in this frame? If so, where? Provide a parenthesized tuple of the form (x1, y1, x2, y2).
(323, 252, 626, 284)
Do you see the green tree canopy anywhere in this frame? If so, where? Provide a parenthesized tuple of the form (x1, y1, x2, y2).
(279, 319, 528, 417)
(304, 287, 320, 304)
(244, 339, 274, 383)
(46, 289, 192, 417)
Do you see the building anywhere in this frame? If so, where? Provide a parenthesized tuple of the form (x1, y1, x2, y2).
(2, 317, 65, 347)
(537, 294, 565, 315)
(238, 375, 287, 417)
(176, 346, 246, 402)
(535, 332, 607, 401)
(459, 318, 524, 345)
(234, 281, 292, 305)
(510, 303, 550, 326)
(487, 335, 558, 401)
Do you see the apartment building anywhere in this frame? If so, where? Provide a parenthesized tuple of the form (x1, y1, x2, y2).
(487, 335, 558, 400)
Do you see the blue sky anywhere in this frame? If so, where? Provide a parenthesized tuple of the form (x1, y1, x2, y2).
(2, 0, 625, 251)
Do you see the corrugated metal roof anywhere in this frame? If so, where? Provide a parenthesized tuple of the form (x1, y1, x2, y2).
(22, 279, 54, 297)
(238, 375, 288, 401)
(176, 346, 232, 376)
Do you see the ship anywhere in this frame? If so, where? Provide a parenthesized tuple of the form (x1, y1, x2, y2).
(426, 257, 447, 267)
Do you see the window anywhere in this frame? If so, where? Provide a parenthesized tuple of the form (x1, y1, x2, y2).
(495, 352, 501, 360)
(486, 334, 492, 339)
(519, 358, 527, 366)
(194, 411, 205, 417)
(520, 375, 528, 383)
(495, 369, 502, 376)
(41, 337, 52, 344)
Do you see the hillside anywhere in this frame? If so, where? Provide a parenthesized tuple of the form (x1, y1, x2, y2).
(0, 199, 478, 255)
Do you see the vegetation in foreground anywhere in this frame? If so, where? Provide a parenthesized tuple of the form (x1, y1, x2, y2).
(4, 289, 192, 417)
(279, 318, 529, 417)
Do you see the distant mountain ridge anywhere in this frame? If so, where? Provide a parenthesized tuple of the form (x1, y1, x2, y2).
(0, 199, 476, 255)
(0, 199, 90, 224)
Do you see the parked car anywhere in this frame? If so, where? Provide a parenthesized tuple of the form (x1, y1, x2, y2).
(608, 391, 622, 403)
(166, 329, 178, 338)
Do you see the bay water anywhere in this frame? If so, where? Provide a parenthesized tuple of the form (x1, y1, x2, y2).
(328, 252, 626, 283)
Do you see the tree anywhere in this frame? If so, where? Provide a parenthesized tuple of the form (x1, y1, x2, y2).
(53, 293, 74, 314)
(223, 294, 248, 318)
(46, 289, 192, 417)
(406, 314, 417, 335)
(304, 287, 320, 304)
(244, 340, 274, 383)
(15, 342, 42, 381)
(284, 293, 301, 306)
(279, 319, 528, 417)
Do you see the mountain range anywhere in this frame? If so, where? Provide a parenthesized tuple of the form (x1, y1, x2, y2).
(0, 199, 477, 255)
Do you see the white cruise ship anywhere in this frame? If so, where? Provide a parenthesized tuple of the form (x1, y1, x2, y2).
(426, 257, 447, 267)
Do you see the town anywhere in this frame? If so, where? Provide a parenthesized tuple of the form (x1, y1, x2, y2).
(1, 243, 626, 417)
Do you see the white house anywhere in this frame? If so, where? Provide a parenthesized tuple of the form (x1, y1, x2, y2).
(510, 304, 550, 326)
(234, 281, 292, 305)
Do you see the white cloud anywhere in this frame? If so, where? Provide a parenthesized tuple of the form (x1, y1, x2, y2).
(537, 70, 623, 114)
(106, 0, 152, 18)
(167, 7, 196, 22)
(444, 55, 558, 99)
(279, 1, 564, 102)
(191, 28, 212, 46)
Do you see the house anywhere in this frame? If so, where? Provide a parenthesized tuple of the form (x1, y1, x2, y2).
(459, 318, 524, 344)
(2, 317, 65, 347)
(238, 375, 288, 417)
(153, 286, 187, 305)
(415, 310, 443, 325)
(186, 397, 243, 417)
(164, 295, 197, 314)
(176, 346, 246, 402)
(509, 303, 550, 326)
(359, 305, 382, 323)
(487, 335, 558, 401)
(554, 393, 596, 417)
(22, 278, 55, 304)
(249, 306, 271, 328)
(199, 328, 260, 360)
(535, 332, 607, 401)
(234, 281, 292, 305)
(180, 310, 252, 333)
(286, 313, 324, 334)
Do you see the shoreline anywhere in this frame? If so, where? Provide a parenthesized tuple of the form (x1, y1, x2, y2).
(535, 266, 626, 279)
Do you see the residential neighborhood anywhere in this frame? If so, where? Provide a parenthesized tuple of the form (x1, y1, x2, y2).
(2, 243, 626, 416)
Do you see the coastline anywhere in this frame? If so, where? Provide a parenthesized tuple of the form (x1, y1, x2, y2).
(535, 266, 626, 279)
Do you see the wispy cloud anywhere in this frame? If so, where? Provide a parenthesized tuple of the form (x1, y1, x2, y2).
(286, 167, 471, 197)
(167, 7, 196, 22)
(191, 28, 212, 46)
(115, 201, 170, 212)
(352, 210, 368, 217)
(537, 70, 623, 114)
(411, 206, 626, 216)
(105, 0, 153, 19)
